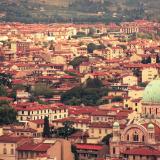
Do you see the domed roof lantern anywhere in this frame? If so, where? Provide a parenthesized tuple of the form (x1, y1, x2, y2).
(147, 123, 154, 129)
(113, 121, 120, 128)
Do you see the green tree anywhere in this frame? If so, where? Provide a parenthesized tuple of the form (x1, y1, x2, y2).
(138, 82, 147, 87)
(146, 56, 151, 64)
(87, 43, 96, 53)
(69, 56, 89, 69)
(33, 83, 54, 98)
(61, 78, 108, 106)
(102, 133, 113, 145)
(0, 101, 17, 125)
(133, 69, 141, 78)
(0, 85, 8, 96)
(55, 121, 76, 139)
(111, 96, 123, 102)
(42, 116, 51, 138)
(71, 144, 79, 160)
(85, 78, 103, 88)
(0, 73, 12, 87)
(156, 54, 160, 63)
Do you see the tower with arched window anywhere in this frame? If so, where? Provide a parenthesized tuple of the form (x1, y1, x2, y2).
(147, 123, 156, 144)
(110, 122, 120, 158)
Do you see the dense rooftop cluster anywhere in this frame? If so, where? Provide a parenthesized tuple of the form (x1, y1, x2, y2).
(0, 20, 160, 160)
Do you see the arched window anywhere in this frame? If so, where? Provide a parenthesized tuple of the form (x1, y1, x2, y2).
(113, 147, 116, 154)
(156, 108, 158, 115)
(127, 134, 129, 141)
(133, 131, 139, 142)
(142, 135, 145, 142)
(10, 148, 14, 155)
(3, 148, 7, 154)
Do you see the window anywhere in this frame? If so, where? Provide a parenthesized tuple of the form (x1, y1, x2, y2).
(127, 134, 129, 141)
(156, 108, 158, 115)
(54, 116, 57, 119)
(91, 129, 94, 133)
(125, 104, 128, 108)
(99, 129, 102, 134)
(3, 148, 7, 154)
(133, 131, 139, 142)
(142, 135, 145, 142)
(113, 147, 116, 154)
(10, 149, 14, 155)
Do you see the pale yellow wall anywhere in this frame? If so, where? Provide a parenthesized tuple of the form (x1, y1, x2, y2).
(0, 143, 16, 160)
(53, 122, 89, 132)
(142, 67, 158, 82)
(123, 76, 138, 86)
(128, 89, 143, 99)
(130, 54, 142, 62)
(124, 99, 142, 113)
(17, 108, 68, 122)
(51, 56, 66, 64)
(88, 127, 112, 140)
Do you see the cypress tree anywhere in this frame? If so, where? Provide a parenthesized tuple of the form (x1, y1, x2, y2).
(42, 116, 51, 138)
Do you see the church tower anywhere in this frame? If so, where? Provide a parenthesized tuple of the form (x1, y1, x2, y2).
(110, 122, 121, 158)
(147, 123, 156, 144)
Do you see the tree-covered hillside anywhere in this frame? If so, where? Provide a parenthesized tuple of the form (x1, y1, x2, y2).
(0, 0, 159, 23)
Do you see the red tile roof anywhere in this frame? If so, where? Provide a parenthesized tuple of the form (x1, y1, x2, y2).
(122, 147, 160, 156)
(76, 143, 103, 151)
(89, 122, 112, 128)
(0, 96, 13, 101)
(17, 143, 51, 152)
(0, 135, 26, 143)
(53, 117, 90, 124)
(30, 119, 44, 125)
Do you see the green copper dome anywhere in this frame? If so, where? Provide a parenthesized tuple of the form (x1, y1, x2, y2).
(142, 78, 160, 104)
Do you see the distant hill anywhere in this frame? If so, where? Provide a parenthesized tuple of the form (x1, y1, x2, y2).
(0, 0, 159, 23)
